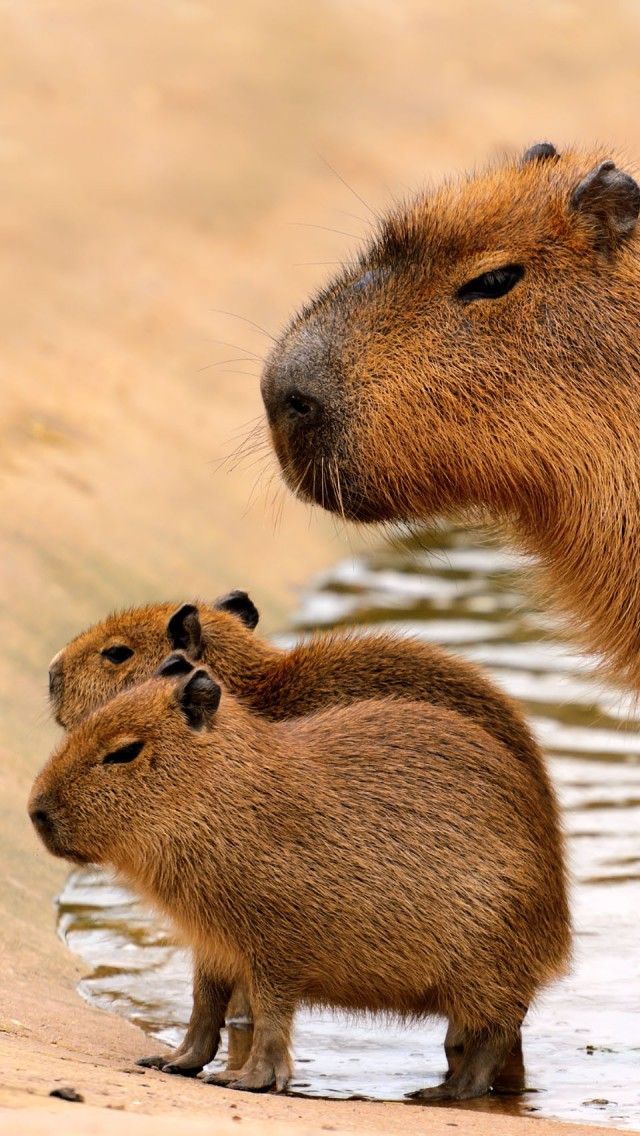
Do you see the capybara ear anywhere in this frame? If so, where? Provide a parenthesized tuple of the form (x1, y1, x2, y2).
(166, 604, 204, 657)
(214, 590, 259, 631)
(521, 141, 558, 164)
(570, 160, 640, 251)
(155, 652, 195, 679)
(177, 669, 221, 729)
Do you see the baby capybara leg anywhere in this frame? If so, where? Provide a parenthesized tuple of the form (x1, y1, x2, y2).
(444, 1020, 464, 1077)
(225, 983, 254, 1072)
(445, 1022, 526, 1094)
(138, 964, 229, 1076)
(204, 994, 294, 1093)
(408, 1026, 516, 1102)
(492, 1030, 526, 1095)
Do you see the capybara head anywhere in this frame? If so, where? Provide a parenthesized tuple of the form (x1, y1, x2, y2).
(31, 660, 224, 869)
(261, 143, 640, 523)
(48, 591, 259, 729)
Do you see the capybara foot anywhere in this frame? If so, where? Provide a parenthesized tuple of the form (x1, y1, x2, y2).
(137, 1054, 168, 1070)
(139, 1036, 218, 1077)
(203, 1057, 290, 1093)
(162, 1053, 205, 1077)
(408, 1028, 513, 1102)
(201, 1067, 242, 1086)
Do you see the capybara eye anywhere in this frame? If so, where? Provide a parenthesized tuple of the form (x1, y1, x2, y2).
(457, 264, 524, 304)
(102, 740, 144, 765)
(101, 645, 134, 664)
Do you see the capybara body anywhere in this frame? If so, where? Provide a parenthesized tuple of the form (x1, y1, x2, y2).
(31, 665, 569, 1099)
(49, 592, 546, 784)
(261, 143, 640, 688)
(49, 593, 553, 1085)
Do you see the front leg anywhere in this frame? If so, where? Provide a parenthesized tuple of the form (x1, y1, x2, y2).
(204, 990, 294, 1093)
(138, 960, 230, 1076)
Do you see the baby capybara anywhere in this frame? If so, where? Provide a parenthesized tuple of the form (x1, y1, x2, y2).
(30, 659, 569, 1100)
(48, 591, 555, 1083)
(261, 143, 640, 689)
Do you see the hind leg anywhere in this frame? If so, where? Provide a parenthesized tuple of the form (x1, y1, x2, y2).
(409, 1026, 515, 1102)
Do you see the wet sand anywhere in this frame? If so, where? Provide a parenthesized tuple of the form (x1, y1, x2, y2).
(3, 2, 640, 1134)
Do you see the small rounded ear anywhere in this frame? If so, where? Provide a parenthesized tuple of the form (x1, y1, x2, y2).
(155, 652, 195, 679)
(214, 590, 259, 631)
(570, 160, 640, 252)
(166, 603, 203, 658)
(177, 668, 221, 730)
(521, 141, 558, 165)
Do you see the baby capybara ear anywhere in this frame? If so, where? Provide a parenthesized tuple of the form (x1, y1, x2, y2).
(521, 141, 558, 165)
(570, 159, 640, 251)
(176, 668, 222, 730)
(166, 603, 203, 658)
(155, 652, 195, 678)
(214, 590, 259, 631)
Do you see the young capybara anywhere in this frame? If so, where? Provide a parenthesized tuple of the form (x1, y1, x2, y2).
(261, 143, 640, 689)
(30, 659, 570, 1100)
(48, 590, 552, 1084)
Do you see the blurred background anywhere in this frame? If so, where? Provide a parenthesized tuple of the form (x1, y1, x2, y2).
(2, 2, 640, 1126)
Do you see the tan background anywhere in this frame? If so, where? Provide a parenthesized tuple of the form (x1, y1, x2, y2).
(1, 2, 639, 1132)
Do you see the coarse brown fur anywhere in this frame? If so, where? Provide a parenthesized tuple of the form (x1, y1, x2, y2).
(49, 593, 553, 1086)
(261, 144, 640, 689)
(30, 666, 570, 1099)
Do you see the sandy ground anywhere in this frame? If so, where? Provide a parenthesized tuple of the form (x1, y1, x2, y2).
(2, 2, 640, 1133)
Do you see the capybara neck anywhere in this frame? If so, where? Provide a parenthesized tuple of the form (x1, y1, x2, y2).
(199, 608, 280, 691)
(261, 143, 640, 688)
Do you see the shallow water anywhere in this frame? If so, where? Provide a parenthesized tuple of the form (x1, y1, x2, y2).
(57, 527, 640, 1128)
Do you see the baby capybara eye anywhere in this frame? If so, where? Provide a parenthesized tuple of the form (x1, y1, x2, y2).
(101, 645, 134, 664)
(102, 740, 144, 765)
(456, 264, 524, 303)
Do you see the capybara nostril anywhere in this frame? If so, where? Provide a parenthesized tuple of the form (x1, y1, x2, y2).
(29, 798, 54, 834)
(284, 391, 321, 424)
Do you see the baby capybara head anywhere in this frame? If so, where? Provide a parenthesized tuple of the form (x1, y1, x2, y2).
(48, 591, 259, 729)
(31, 656, 222, 869)
(262, 143, 640, 522)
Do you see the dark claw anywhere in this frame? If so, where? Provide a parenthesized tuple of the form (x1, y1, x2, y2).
(162, 1062, 202, 1077)
(136, 1054, 168, 1070)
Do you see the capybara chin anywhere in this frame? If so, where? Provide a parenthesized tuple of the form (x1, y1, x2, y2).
(261, 141, 640, 688)
(49, 594, 554, 1086)
(30, 664, 570, 1100)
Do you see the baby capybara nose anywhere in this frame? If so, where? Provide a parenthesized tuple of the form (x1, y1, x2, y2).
(29, 795, 55, 836)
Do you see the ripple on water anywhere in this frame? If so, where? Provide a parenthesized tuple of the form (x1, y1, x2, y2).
(57, 527, 640, 1128)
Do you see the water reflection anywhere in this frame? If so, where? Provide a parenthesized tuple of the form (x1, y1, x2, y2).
(57, 527, 640, 1128)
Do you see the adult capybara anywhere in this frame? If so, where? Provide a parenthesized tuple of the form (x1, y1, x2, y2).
(30, 659, 569, 1100)
(261, 143, 640, 688)
(48, 591, 552, 1085)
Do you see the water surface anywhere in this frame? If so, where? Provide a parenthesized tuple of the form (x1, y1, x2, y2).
(57, 528, 640, 1127)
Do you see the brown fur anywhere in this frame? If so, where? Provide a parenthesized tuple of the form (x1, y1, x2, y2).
(261, 144, 640, 689)
(30, 666, 569, 1099)
(49, 595, 552, 1085)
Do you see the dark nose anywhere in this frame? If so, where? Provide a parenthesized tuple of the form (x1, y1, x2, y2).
(261, 350, 324, 430)
(48, 652, 64, 707)
(29, 794, 55, 836)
